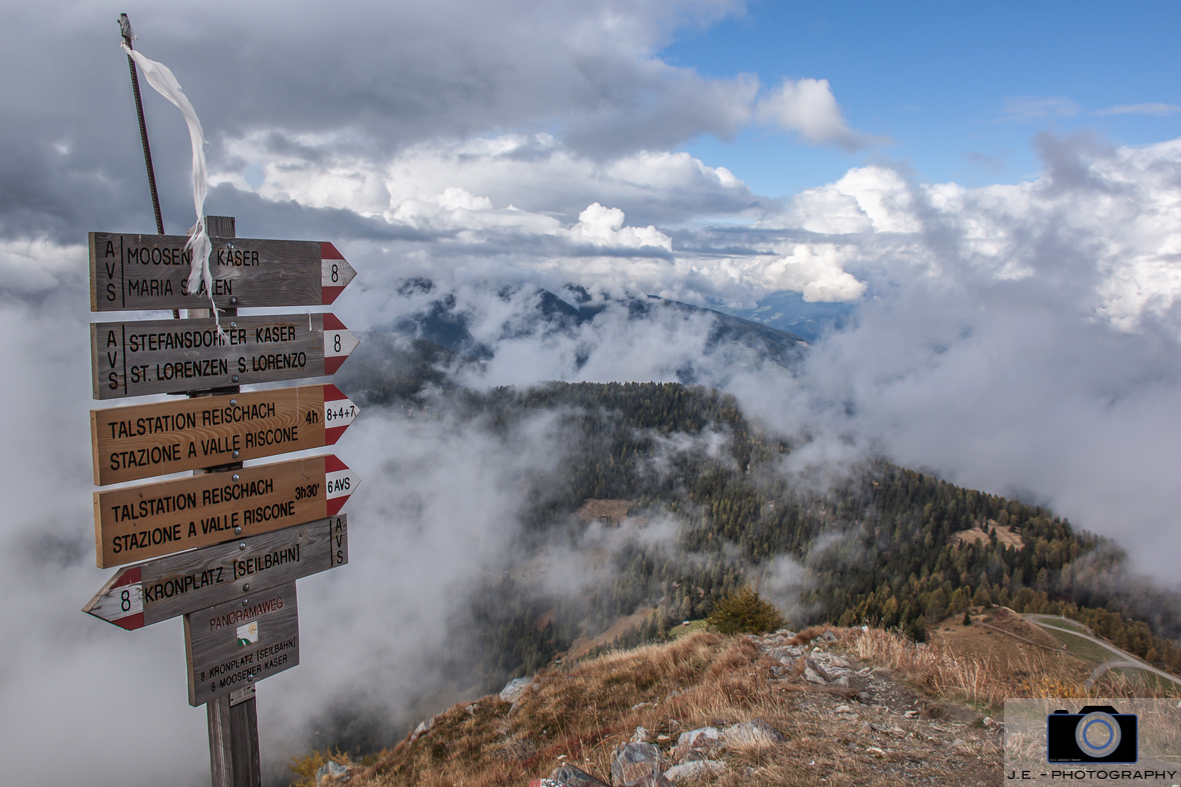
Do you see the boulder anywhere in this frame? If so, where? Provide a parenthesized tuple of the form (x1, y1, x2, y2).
(611, 742, 665, 787)
(721, 719, 785, 747)
(315, 761, 351, 786)
(409, 714, 436, 742)
(500, 677, 532, 704)
(669, 727, 722, 763)
(663, 760, 727, 784)
(549, 764, 611, 787)
(529, 780, 565, 787)
(630, 726, 652, 743)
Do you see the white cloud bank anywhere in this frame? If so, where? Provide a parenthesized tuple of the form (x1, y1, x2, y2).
(756, 77, 873, 150)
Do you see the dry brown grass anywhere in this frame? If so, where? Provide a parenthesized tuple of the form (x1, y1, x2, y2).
(332, 627, 1010, 787)
(953, 521, 1023, 549)
(849, 626, 1017, 708)
(299, 621, 1181, 787)
(848, 625, 1179, 709)
(341, 632, 788, 787)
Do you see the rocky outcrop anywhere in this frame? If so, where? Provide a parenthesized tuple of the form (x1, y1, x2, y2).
(500, 677, 532, 703)
(314, 760, 352, 786)
(549, 764, 612, 787)
(610, 742, 666, 787)
(668, 726, 721, 762)
(662, 760, 726, 784)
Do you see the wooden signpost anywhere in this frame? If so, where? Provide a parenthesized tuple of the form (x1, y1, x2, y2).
(93, 454, 357, 567)
(91, 384, 358, 484)
(83, 206, 362, 787)
(185, 582, 300, 706)
(83, 515, 346, 630)
(91, 313, 358, 399)
(90, 233, 356, 311)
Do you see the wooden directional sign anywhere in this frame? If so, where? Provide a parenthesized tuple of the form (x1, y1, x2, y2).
(83, 515, 347, 630)
(93, 455, 358, 568)
(90, 232, 357, 311)
(185, 582, 299, 706)
(91, 384, 359, 485)
(91, 313, 359, 400)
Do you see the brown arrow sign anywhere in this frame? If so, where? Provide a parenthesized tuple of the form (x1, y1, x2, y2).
(185, 582, 299, 706)
(91, 384, 359, 485)
(83, 515, 347, 630)
(90, 232, 357, 311)
(93, 454, 359, 568)
(91, 313, 359, 400)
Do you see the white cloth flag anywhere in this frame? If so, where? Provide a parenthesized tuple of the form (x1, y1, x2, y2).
(120, 42, 217, 315)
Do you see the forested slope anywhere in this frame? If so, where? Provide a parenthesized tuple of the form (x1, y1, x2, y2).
(337, 350, 1181, 699)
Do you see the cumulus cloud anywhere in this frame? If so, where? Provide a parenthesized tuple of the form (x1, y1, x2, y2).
(755, 77, 873, 150)
(212, 131, 767, 228)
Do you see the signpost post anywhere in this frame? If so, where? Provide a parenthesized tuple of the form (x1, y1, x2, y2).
(84, 214, 361, 787)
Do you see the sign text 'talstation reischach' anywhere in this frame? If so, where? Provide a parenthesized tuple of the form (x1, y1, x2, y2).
(90, 232, 356, 311)
(91, 384, 358, 485)
(91, 313, 358, 400)
(83, 515, 346, 630)
(93, 454, 357, 568)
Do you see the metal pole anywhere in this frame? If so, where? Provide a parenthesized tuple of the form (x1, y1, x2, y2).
(118, 14, 165, 236)
(119, 14, 180, 317)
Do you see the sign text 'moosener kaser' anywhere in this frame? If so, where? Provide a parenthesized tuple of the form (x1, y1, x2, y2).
(91, 313, 358, 399)
(89, 232, 356, 311)
(93, 455, 358, 568)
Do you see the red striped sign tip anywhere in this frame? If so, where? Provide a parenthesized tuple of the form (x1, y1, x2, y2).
(323, 385, 359, 445)
(323, 314, 360, 375)
(325, 455, 358, 516)
(321, 243, 357, 305)
(87, 565, 145, 630)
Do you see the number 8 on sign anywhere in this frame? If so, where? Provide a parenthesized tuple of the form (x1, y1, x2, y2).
(323, 314, 358, 374)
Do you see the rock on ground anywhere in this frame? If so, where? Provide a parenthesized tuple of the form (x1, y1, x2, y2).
(669, 727, 722, 763)
(548, 764, 611, 787)
(611, 741, 665, 787)
(662, 760, 727, 784)
(500, 677, 532, 703)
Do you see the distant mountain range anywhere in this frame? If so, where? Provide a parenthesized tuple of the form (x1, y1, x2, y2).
(380, 278, 809, 375)
(714, 290, 856, 342)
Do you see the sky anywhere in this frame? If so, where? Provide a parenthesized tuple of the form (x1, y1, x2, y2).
(2, 1, 1181, 785)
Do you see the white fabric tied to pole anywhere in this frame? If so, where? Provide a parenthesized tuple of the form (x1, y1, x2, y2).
(120, 42, 219, 323)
